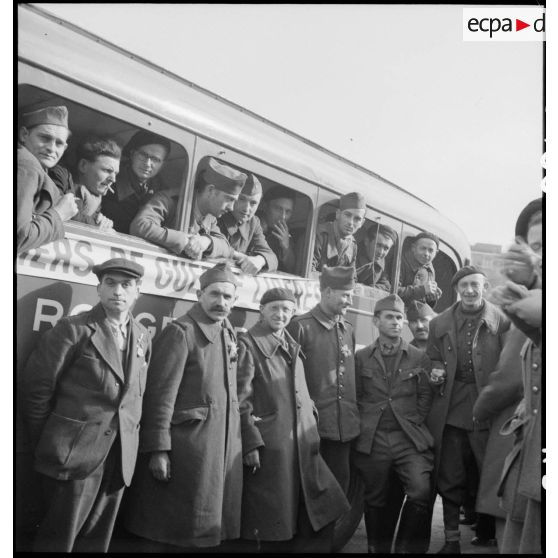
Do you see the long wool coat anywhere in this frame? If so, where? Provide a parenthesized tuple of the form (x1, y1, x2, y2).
(236, 323, 349, 541)
(123, 303, 243, 548)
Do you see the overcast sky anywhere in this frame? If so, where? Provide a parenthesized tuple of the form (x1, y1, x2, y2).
(35, 3, 543, 247)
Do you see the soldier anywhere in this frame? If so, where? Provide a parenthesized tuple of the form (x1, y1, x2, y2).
(352, 294, 434, 554)
(398, 231, 442, 308)
(287, 266, 359, 493)
(426, 265, 511, 553)
(123, 263, 243, 550)
(312, 192, 366, 272)
(130, 157, 245, 260)
(102, 130, 170, 234)
(236, 287, 349, 551)
(19, 258, 151, 552)
(217, 173, 278, 274)
(406, 300, 436, 351)
(17, 105, 78, 253)
(356, 222, 397, 290)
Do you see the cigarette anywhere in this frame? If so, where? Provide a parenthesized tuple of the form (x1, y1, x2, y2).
(107, 184, 115, 194)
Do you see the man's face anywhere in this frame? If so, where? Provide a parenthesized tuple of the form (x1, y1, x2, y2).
(97, 272, 140, 315)
(265, 197, 294, 227)
(365, 233, 394, 263)
(20, 124, 69, 169)
(336, 208, 365, 238)
(456, 273, 487, 310)
(527, 222, 542, 256)
(322, 287, 353, 316)
(373, 311, 404, 340)
(411, 238, 438, 266)
(408, 317, 431, 342)
(130, 143, 167, 182)
(232, 192, 262, 224)
(207, 186, 239, 218)
(78, 155, 120, 196)
(197, 282, 237, 322)
(260, 300, 296, 332)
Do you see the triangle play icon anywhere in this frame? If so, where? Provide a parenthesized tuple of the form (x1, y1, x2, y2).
(516, 19, 530, 31)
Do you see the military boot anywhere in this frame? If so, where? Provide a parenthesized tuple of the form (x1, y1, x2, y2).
(364, 507, 392, 553)
(393, 501, 431, 554)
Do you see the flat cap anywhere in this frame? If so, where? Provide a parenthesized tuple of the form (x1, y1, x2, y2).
(92, 257, 144, 280)
(320, 266, 355, 291)
(515, 198, 542, 241)
(406, 300, 435, 321)
(21, 105, 69, 129)
(199, 262, 238, 290)
(202, 158, 246, 195)
(414, 231, 440, 248)
(260, 287, 296, 306)
(340, 192, 365, 211)
(125, 130, 171, 156)
(451, 265, 486, 287)
(375, 294, 405, 314)
(242, 173, 263, 197)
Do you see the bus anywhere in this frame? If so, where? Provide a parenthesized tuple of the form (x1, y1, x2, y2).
(17, 3, 471, 551)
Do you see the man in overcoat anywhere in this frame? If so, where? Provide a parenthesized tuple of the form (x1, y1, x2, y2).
(287, 266, 359, 494)
(426, 265, 510, 553)
(236, 287, 349, 551)
(353, 294, 434, 554)
(17, 105, 78, 253)
(19, 257, 151, 552)
(123, 262, 243, 549)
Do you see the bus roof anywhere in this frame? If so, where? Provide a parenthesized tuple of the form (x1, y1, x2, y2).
(19, 3, 470, 261)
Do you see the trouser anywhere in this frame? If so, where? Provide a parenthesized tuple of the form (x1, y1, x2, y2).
(319, 438, 352, 494)
(437, 425, 494, 540)
(34, 442, 125, 552)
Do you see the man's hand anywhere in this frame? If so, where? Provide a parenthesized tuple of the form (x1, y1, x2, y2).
(95, 214, 113, 231)
(243, 449, 261, 473)
(424, 280, 438, 296)
(149, 451, 171, 482)
(271, 221, 291, 252)
(499, 241, 541, 287)
(184, 234, 211, 260)
(53, 193, 78, 221)
(506, 288, 542, 328)
(237, 255, 265, 275)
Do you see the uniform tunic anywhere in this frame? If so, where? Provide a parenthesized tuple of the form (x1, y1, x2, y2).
(397, 250, 440, 307)
(312, 221, 357, 272)
(355, 241, 391, 290)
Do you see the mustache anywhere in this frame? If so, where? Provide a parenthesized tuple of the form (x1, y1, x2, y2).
(210, 305, 227, 313)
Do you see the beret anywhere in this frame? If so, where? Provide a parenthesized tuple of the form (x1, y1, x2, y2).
(263, 185, 296, 203)
(367, 223, 398, 244)
(414, 231, 440, 248)
(339, 192, 365, 211)
(375, 294, 405, 314)
(406, 300, 435, 321)
(242, 173, 263, 197)
(21, 105, 69, 129)
(260, 287, 296, 306)
(199, 262, 238, 290)
(515, 198, 542, 241)
(320, 266, 355, 291)
(92, 257, 144, 280)
(125, 130, 171, 156)
(451, 265, 486, 287)
(202, 158, 246, 196)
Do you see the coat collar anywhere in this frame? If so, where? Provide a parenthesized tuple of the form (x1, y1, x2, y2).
(310, 303, 347, 331)
(433, 299, 503, 338)
(402, 249, 434, 275)
(248, 321, 299, 359)
(219, 211, 250, 241)
(187, 302, 233, 343)
(368, 337, 410, 358)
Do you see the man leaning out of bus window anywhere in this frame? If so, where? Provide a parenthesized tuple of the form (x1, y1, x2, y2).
(217, 173, 278, 275)
(71, 136, 121, 231)
(17, 105, 78, 254)
(312, 192, 365, 272)
(130, 157, 245, 261)
(398, 231, 443, 309)
(355, 222, 397, 291)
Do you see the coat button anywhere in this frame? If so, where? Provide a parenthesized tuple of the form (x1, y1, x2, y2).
(533, 408, 538, 415)
(104, 429, 112, 435)
(448, 347, 452, 351)
(338, 396, 342, 400)
(388, 398, 392, 402)
(532, 386, 539, 393)
(533, 363, 539, 370)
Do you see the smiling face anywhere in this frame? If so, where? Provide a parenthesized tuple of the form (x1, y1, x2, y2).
(321, 287, 353, 317)
(412, 238, 438, 266)
(260, 299, 296, 332)
(456, 273, 487, 311)
(19, 124, 69, 169)
(408, 317, 432, 342)
(78, 155, 120, 196)
(336, 208, 365, 238)
(373, 310, 404, 340)
(97, 272, 140, 317)
(197, 281, 237, 322)
(130, 143, 167, 181)
(232, 191, 262, 224)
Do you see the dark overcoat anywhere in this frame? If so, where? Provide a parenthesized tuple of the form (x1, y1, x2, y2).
(19, 303, 151, 485)
(354, 339, 434, 454)
(472, 326, 525, 518)
(124, 303, 243, 548)
(237, 323, 349, 541)
(425, 300, 511, 477)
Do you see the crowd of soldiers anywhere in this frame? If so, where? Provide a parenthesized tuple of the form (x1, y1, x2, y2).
(17, 104, 543, 554)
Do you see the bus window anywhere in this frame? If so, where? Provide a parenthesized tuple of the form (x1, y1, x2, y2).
(18, 84, 190, 242)
(192, 156, 313, 276)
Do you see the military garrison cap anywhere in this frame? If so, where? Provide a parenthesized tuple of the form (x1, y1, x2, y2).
(515, 198, 542, 241)
(21, 105, 69, 129)
(339, 192, 365, 211)
(92, 257, 144, 280)
(406, 300, 435, 322)
(242, 173, 263, 197)
(451, 265, 486, 288)
(374, 294, 405, 314)
(201, 158, 246, 195)
(260, 287, 296, 306)
(319, 266, 355, 291)
(199, 262, 238, 290)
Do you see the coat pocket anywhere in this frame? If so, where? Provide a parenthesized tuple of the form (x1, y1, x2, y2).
(171, 405, 210, 425)
(35, 412, 87, 467)
(72, 354, 106, 391)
